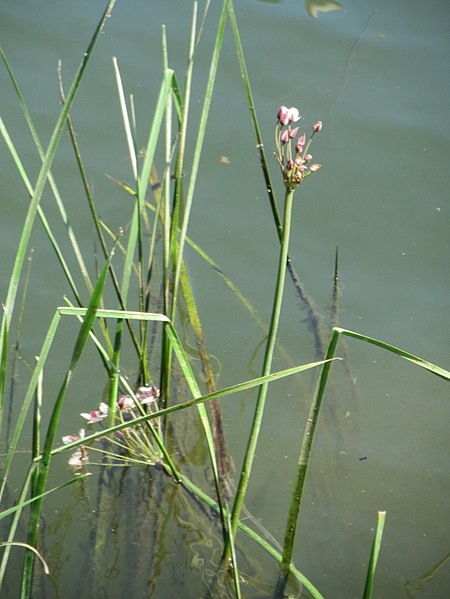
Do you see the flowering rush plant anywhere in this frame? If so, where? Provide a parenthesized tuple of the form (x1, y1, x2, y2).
(62, 385, 162, 471)
(275, 106, 322, 191)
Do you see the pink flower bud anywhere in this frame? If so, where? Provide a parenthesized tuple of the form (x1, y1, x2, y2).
(289, 126, 299, 138)
(277, 106, 290, 125)
(313, 121, 323, 133)
(280, 129, 290, 144)
(296, 133, 306, 152)
(304, 153, 312, 161)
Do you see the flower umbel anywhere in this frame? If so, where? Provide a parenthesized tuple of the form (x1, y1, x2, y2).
(62, 383, 163, 469)
(275, 106, 322, 190)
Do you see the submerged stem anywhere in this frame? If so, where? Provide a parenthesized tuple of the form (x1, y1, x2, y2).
(225, 187, 295, 559)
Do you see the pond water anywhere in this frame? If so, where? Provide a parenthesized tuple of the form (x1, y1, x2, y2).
(0, 0, 449, 598)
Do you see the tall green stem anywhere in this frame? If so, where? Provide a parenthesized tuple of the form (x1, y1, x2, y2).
(225, 187, 295, 559)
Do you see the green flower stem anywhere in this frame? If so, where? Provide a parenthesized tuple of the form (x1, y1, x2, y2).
(225, 187, 295, 559)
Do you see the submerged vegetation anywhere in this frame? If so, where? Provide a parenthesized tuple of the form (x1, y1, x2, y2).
(0, 1, 448, 597)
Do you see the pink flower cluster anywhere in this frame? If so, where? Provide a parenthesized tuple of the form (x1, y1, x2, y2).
(275, 106, 322, 190)
(62, 384, 160, 469)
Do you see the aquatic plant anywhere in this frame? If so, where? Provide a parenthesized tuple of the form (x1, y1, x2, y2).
(0, 1, 448, 598)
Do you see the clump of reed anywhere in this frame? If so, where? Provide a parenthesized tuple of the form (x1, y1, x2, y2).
(0, 1, 448, 598)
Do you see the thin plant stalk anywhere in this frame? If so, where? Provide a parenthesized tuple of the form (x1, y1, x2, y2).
(225, 187, 295, 558)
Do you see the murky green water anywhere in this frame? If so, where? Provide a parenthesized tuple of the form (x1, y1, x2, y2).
(1, 0, 449, 597)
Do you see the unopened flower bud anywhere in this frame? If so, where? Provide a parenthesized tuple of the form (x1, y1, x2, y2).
(313, 121, 323, 133)
(309, 163, 321, 172)
(296, 133, 306, 152)
(280, 129, 290, 144)
(289, 126, 299, 138)
(304, 153, 312, 161)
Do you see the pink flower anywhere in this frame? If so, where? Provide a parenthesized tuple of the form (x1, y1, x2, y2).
(62, 429, 86, 445)
(277, 106, 290, 125)
(137, 385, 160, 406)
(118, 394, 135, 411)
(277, 106, 301, 125)
(289, 126, 299, 139)
(313, 120, 323, 133)
(287, 107, 301, 123)
(62, 429, 89, 468)
(80, 402, 109, 424)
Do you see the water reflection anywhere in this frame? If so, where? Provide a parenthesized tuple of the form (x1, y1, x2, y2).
(256, 0, 343, 19)
(305, 0, 343, 18)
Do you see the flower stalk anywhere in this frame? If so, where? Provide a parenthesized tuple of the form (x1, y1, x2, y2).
(224, 107, 322, 561)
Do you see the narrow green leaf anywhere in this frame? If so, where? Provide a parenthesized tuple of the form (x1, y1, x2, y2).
(69, 243, 118, 367)
(0, 474, 91, 523)
(57, 307, 169, 322)
(50, 357, 339, 457)
(335, 327, 450, 381)
(363, 511, 386, 599)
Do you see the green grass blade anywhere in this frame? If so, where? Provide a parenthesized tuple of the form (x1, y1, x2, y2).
(57, 307, 169, 322)
(0, 473, 91, 523)
(69, 243, 119, 368)
(227, 1, 280, 232)
(363, 511, 386, 599)
(335, 327, 450, 381)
